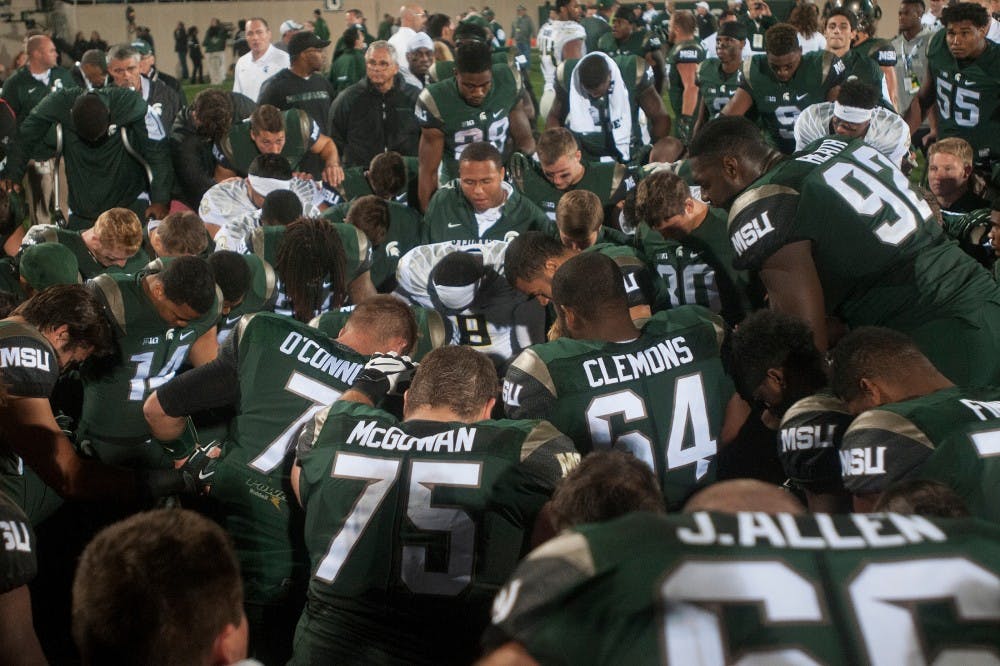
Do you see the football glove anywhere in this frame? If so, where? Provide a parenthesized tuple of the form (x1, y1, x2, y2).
(137, 440, 222, 500)
(351, 352, 418, 403)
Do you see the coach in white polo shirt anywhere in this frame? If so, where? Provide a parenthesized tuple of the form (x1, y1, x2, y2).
(233, 17, 290, 102)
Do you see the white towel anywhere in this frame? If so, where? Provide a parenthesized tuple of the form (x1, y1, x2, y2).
(566, 52, 633, 162)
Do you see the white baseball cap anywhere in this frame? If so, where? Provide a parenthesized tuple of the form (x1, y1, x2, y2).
(280, 20, 304, 36)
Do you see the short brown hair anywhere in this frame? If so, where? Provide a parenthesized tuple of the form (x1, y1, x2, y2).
(93, 207, 142, 254)
(536, 127, 579, 165)
(368, 151, 407, 199)
(346, 195, 390, 247)
(72, 509, 243, 666)
(405, 346, 497, 419)
(634, 170, 690, 226)
(14, 285, 113, 358)
(556, 190, 603, 241)
(343, 295, 418, 354)
(155, 211, 209, 257)
(250, 104, 285, 134)
(928, 137, 974, 168)
(550, 450, 664, 530)
(671, 9, 697, 35)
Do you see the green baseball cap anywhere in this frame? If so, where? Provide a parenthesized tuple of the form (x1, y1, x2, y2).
(460, 14, 489, 29)
(131, 39, 153, 56)
(20, 243, 80, 290)
(598, 0, 618, 9)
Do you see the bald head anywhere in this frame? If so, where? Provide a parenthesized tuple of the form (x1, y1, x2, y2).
(400, 4, 426, 29)
(26, 35, 57, 72)
(684, 480, 806, 515)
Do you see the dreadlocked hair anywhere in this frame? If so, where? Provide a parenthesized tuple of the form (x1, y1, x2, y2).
(275, 217, 347, 322)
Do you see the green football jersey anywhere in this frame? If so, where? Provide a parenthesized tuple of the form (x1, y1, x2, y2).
(507, 151, 639, 223)
(216, 254, 279, 346)
(250, 222, 371, 316)
(337, 155, 420, 207)
(22, 225, 149, 280)
(777, 391, 853, 491)
(923, 420, 1000, 523)
(0, 489, 35, 595)
(585, 242, 671, 313)
(421, 180, 549, 244)
(697, 58, 743, 120)
(838, 48, 884, 93)
(727, 137, 1000, 384)
(292, 400, 578, 665)
(310, 304, 447, 361)
(415, 64, 522, 182)
(581, 15, 612, 53)
(926, 33, 1000, 168)
(596, 28, 662, 57)
(503, 306, 733, 508)
(216, 108, 319, 176)
(490, 510, 1000, 665)
(213, 313, 367, 604)
(0, 322, 63, 523)
(665, 38, 706, 118)
(853, 37, 898, 69)
(0, 321, 59, 478)
(322, 199, 423, 291)
(555, 55, 652, 163)
(841, 386, 1000, 502)
(740, 50, 846, 153)
(79, 270, 220, 466)
(635, 214, 759, 326)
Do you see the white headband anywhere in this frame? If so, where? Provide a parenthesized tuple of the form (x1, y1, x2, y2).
(433, 282, 479, 311)
(833, 102, 873, 125)
(247, 174, 293, 196)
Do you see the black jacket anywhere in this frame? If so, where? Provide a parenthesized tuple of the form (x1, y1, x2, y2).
(169, 92, 255, 209)
(328, 73, 421, 169)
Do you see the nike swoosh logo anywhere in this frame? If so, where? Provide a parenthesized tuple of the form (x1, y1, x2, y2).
(493, 109, 504, 118)
(28, 87, 37, 95)
(447, 222, 463, 228)
(224, 315, 242, 326)
(179, 330, 196, 340)
(795, 93, 809, 101)
(198, 469, 213, 480)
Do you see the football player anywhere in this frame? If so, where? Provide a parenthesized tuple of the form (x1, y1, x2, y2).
(688, 115, 1000, 385)
(832, 326, 1000, 519)
(909, 2, 1000, 173)
(289, 345, 578, 665)
(415, 39, 534, 211)
(144, 296, 418, 664)
(503, 252, 741, 509)
(723, 22, 846, 153)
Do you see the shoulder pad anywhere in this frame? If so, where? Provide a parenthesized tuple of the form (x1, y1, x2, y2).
(424, 308, 448, 352)
(417, 86, 443, 123)
(232, 312, 260, 348)
(250, 226, 267, 260)
(509, 348, 558, 399)
(845, 409, 934, 450)
(727, 183, 800, 271)
(293, 108, 313, 142)
(88, 274, 128, 332)
(23, 225, 60, 246)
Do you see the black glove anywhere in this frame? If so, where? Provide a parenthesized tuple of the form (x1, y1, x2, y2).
(351, 352, 418, 404)
(137, 440, 221, 500)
